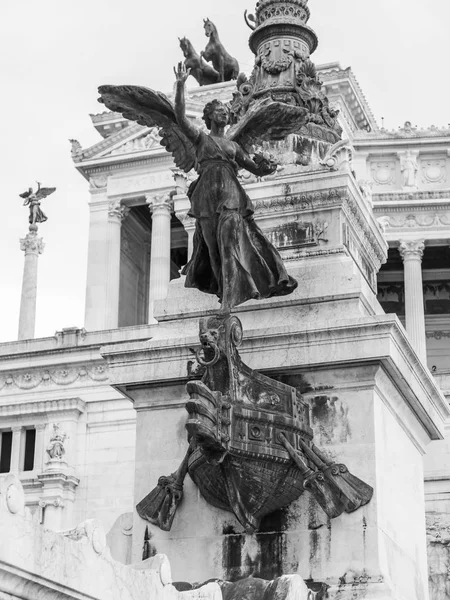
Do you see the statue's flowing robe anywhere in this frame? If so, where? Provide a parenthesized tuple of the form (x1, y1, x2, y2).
(182, 132, 297, 308)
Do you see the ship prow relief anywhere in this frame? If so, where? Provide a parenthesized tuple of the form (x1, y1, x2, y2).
(137, 314, 373, 533)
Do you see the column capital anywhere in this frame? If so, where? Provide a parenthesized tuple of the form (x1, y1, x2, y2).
(146, 193, 173, 215)
(399, 240, 425, 262)
(20, 232, 44, 255)
(108, 200, 130, 222)
(11, 426, 22, 433)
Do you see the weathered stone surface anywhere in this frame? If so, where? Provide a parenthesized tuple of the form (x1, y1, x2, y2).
(0, 474, 222, 600)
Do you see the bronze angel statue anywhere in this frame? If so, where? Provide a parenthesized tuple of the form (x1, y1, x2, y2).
(19, 182, 56, 227)
(98, 63, 297, 311)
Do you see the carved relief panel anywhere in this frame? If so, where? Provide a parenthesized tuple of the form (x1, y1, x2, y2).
(420, 155, 448, 187)
(370, 157, 398, 190)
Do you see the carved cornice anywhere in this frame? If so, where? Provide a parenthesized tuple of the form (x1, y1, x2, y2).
(356, 124, 450, 141)
(0, 364, 108, 393)
(374, 190, 450, 203)
(342, 197, 387, 267)
(398, 239, 425, 261)
(0, 398, 85, 418)
(253, 187, 386, 268)
(19, 232, 44, 255)
(76, 122, 144, 161)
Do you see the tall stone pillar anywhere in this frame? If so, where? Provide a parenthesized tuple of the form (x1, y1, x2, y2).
(399, 240, 427, 362)
(34, 424, 46, 473)
(146, 194, 173, 321)
(104, 200, 129, 330)
(174, 206, 196, 262)
(18, 227, 44, 340)
(84, 187, 109, 331)
(10, 426, 22, 473)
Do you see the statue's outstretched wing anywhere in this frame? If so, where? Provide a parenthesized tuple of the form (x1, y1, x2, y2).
(19, 190, 32, 199)
(98, 85, 198, 173)
(36, 187, 56, 200)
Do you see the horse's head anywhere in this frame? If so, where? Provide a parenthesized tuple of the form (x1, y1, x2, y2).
(203, 18, 216, 37)
(179, 37, 192, 57)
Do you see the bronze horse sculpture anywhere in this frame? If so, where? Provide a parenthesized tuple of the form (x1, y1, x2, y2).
(179, 37, 219, 86)
(201, 18, 239, 82)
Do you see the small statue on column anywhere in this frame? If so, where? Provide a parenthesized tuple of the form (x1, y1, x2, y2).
(401, 151, 418, 188)
(19, 182, 56, 229)
(46, 424, 67, 461)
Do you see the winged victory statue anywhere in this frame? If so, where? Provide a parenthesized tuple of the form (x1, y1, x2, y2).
(19, 182, 56, 228)
(98, 62, 297, 312)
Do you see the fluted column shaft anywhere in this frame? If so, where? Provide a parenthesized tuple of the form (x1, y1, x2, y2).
(147, 195, 172, 321)
(10, 426, 22, 473)
(18, 230, 44, 340)
(104, 201, 129, 329)
(34, 424, 46, 473)
(399, 240, 426, 362)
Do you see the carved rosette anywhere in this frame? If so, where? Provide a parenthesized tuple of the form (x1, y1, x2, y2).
(19, 232, 44, 256)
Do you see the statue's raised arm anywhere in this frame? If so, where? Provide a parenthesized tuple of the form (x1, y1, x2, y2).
(173, 62, 200, 143)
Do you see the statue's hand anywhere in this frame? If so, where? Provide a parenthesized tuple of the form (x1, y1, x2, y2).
(253, 153, 277, 176)
(173, 61, 191, 84)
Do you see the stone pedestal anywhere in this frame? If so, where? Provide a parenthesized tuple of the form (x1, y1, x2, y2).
(103, 316, 447, 600)
(18, 228, 44, 340)
(101, 172, 448, 599)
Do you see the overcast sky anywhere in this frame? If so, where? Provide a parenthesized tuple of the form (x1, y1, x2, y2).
(1, 0, 448, 342)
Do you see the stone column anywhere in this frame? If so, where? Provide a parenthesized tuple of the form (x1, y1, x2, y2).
(34, 424, 46, 473)
(399, 240, 427, 362)
(104, 200, 129, 329)
(175, 207, 196, 261)
(10, 426, 22, 473)
(146, 194, 173, 321)
(84, 187, 109, 331)
(18, 227, 44, 340)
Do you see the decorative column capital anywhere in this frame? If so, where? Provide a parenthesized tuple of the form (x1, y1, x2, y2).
(20, 232, 44, 255)
(146, 194, 173, 216)
(108, 200, 130, 222)
(174, 209, 195, 228)
(399, 240, 425, 262)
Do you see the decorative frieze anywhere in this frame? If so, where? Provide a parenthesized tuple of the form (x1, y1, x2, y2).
(374, 190, 450, 202)
(377, 213, 450, 229)
(0, 398, 86, 418)
(0, 365, 108, 393)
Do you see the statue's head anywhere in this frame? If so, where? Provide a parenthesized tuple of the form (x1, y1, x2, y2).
(203, 18, 215, 37)
(203, 99, 230, 129)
